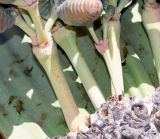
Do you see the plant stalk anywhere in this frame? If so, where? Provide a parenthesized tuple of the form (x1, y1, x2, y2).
(87, 25, 99, 44)
(27, 3, 47, 44)
(116, 0, 132, 14)
(102, 14, 109, 41)
(87, 21, 116, 95)
(108, 16, 124, 95)
(87, 15, 124, 96)
(100, 14, 124, 96)
(45, 7, 58, 32)
(32, 33, 88, 132)
(53, 27, 106, 108)
(102, 14, 116, 96)
(15, 14, 36, 37)
(20, 9, 33, 27)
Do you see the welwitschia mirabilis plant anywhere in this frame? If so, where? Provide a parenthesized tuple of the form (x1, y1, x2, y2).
(1, 0, 160, 138)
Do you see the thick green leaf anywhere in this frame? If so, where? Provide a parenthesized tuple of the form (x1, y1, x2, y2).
(121, 0, 159, 87)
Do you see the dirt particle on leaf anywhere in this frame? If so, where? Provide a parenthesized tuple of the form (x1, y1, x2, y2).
(56, 75, 59, 79)
(36, 103, 42, 106)
(23, 66, 33, 77)
(0, 105, 7, 116)
(0, 131, 5, 139)
(12, 53, 28, 64)
(2, 113, 8, 116)
(38, 113, 47, 127)
(14, 99, 24, 115)
(138, 45, 145, 52)
(123, 47, 128, 59)
(13, 58, 25, 64)
(122, 60, 126, 66)
(92, 69, 96, 73)
(122, 47, 128, 66)
(8, 95, 17, 105)
(41, 113, 47, 120)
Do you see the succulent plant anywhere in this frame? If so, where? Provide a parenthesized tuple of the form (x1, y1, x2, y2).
(0, 0, 160, 139)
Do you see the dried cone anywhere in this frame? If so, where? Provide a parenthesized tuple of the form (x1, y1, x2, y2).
(55, 0, 103, 26)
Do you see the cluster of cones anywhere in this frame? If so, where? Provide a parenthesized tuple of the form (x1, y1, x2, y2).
(51, 87, 160, 139)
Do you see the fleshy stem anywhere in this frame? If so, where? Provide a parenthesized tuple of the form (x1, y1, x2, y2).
(102, 0, 134, 95)
(87, 24, 114, 95)
(116, 0, 132, 14)
(107, 14, 124, 95)
(87, 0, 134, 97)
(32, 34, 88, 132)
(87, 25, 99, 44)
(102, 14, 116, 95)
(45, 7, 58, 32)
(20, 9, 33, 27)
(102, 14, 116, 96)
(27, 3, 47, 44)
(102, 14, 109, 41)
(15, 12, 36, 37)
(96, 13, 124, 96)
(53, 26, 106, 109)
(87, 18, 124, 96)
(12, 0, 47, 44)
(28, 4, 88, 132)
